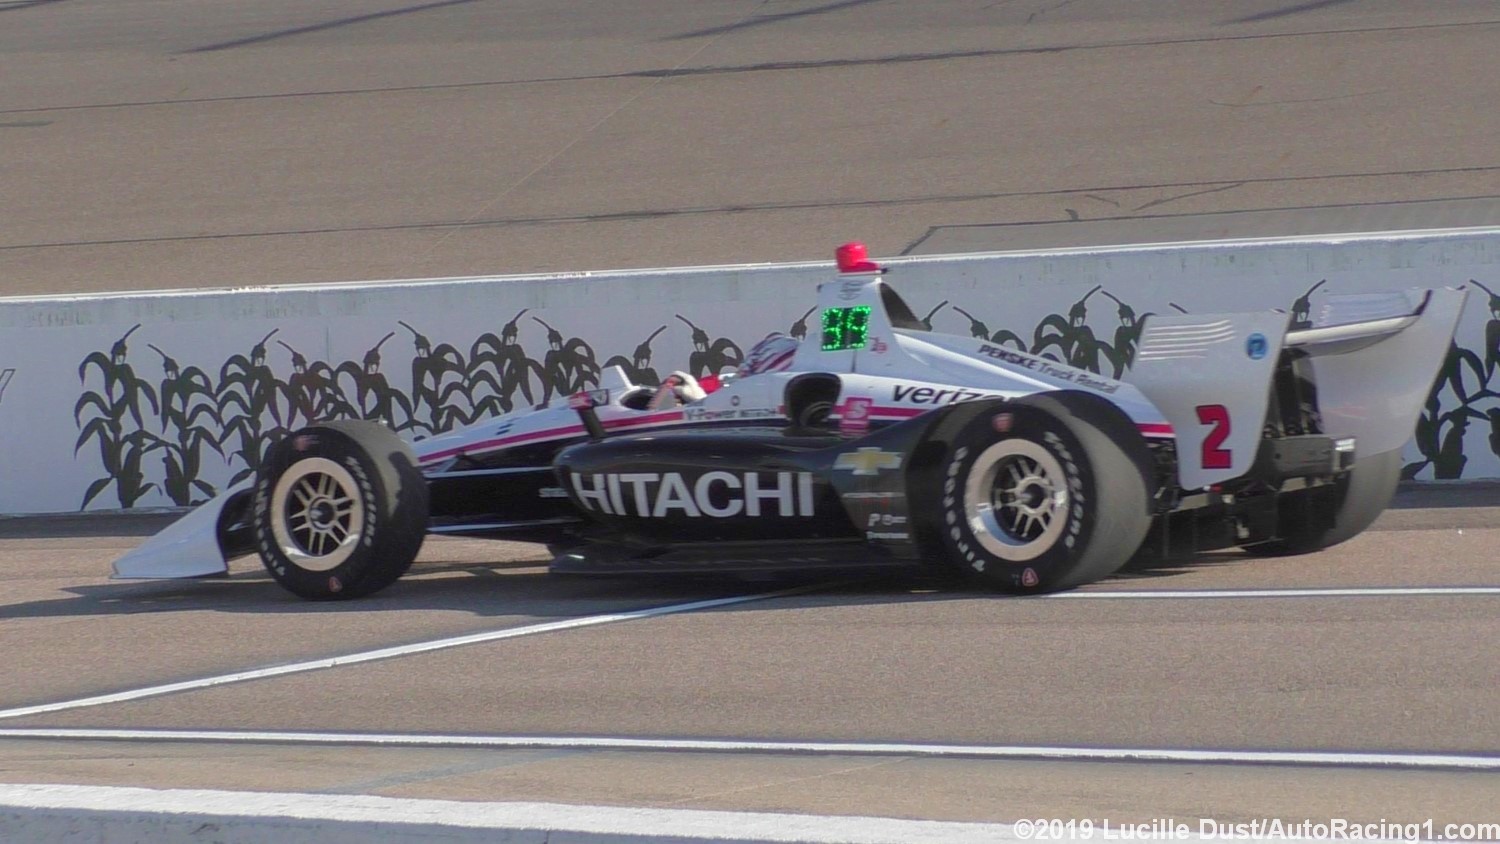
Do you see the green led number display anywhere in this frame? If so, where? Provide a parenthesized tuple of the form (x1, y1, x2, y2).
(821, 305, 871, 351)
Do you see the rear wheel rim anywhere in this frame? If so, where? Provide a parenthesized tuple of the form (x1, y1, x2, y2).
(964, 439, 1070, 562)
(270, 457, 364, 572)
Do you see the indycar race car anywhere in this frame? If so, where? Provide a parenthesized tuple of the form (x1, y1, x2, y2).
(114, 243, 1466, 599)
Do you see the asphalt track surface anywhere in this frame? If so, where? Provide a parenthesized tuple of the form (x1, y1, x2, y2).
(3, 0, 1499, 832)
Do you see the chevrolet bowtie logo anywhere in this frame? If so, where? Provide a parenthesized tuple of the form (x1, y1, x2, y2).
(834, 447, 903, 476)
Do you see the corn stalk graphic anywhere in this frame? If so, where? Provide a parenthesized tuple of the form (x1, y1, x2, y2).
(1469, 280, 1500, 381)
(466, 309, 549, 419)
(533, 316, 600, 395)
(74, 325, 164, 508)
(1031, 285, 1115, 371)
(398, 321, 467, 434)
(920, 301, 949, 331)
(604, 326, 668, 387)
(675, 315, 743, 379)
(216, 330, 284, 487)
(950, 306, 1026, 350)
(148, 344, 224, 506)
(335, 332, 416, 431)
(276, 340, 357, 429)
(1097, 290, 1154, 377)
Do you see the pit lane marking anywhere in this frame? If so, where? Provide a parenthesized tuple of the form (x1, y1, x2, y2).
(0, 730, 1496, 771)
(0, 585, 827, 722)
(1046, 586, 1500, 599)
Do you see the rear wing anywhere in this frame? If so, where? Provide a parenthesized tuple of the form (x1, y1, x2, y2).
(1126, 287, 1466, 490)
(1285, 289, 1427, 353)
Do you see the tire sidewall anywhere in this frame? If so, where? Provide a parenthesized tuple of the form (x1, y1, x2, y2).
(798, 399, 834, 429)
(1245, 448, 1402, 556)
(253, 428, 386, 599)
(936, 407, 1096, 591)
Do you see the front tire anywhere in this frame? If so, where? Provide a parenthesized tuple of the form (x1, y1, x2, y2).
(253, 420, 428, 600)
(933, 402, 1152, 592)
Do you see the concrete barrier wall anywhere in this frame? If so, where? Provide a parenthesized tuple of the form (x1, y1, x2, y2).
(2, 228, 1497, 515)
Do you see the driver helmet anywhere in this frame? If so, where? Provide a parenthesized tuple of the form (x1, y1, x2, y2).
(647, 370, 707, 410)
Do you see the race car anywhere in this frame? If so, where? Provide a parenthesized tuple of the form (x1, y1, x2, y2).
(113, 243, 1466, 599)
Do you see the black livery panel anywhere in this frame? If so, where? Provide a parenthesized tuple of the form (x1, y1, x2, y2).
(554, 414, 948, 557)
(554, 428, 856, 543)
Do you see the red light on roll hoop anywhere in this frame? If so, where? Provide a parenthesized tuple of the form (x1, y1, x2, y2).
(835, 242, 881, 273)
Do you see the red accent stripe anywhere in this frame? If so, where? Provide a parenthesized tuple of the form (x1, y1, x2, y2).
(871, 406, 925, 418)
(603, 410, 684, 429)
(764, 350, 796, 372)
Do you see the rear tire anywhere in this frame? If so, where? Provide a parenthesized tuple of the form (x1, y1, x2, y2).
(932, 402, 1152, 592)
(1241, 448, 1401, 557)
(253, 420, 428, 600)
(795, 399, 834, 429)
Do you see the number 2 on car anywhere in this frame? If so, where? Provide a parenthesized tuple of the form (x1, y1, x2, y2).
(1196, 403, 1232, 470)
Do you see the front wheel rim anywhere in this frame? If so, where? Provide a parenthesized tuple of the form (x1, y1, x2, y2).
(964, 439, 1070, 562)
(269, 457, 364, 572)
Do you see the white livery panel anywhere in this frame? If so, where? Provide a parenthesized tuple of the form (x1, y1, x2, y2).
(1129, 287, 1467, 490)
(1127, 312, 1288, 490)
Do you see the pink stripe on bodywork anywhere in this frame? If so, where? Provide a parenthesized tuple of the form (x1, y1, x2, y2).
(421, 402, 1175, 467)
(845, 403, 1175, 438)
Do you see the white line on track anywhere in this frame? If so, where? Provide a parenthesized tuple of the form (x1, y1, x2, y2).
(0, 583, 1487, 723)
(1050, 586, 1500, 599)
(0, 585, 821, 722)
(0, 729, 1495, 771)
(0, 784, 1022, 844)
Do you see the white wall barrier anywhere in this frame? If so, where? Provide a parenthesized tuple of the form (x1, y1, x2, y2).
(1, 229, 1497, 515)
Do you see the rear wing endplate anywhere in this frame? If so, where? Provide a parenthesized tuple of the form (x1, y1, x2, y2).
(1126, 287, 1466, 490)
